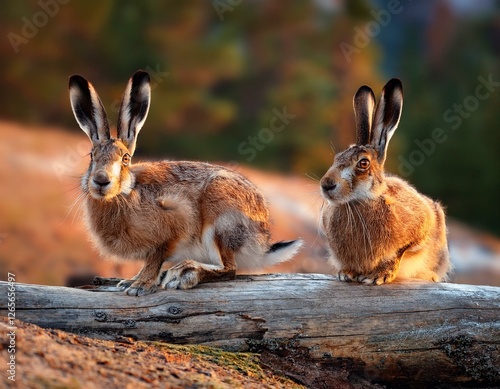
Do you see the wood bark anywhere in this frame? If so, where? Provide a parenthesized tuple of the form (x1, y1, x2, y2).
(1, 274, 499, 388)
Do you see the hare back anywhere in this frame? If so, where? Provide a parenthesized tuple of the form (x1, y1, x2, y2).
(84, 160, 271, 264)
(322, 175, 443, 274)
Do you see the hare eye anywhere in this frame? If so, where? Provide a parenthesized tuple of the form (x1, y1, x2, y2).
(356, 158, 370, 170)
(122, 153, 131, 166)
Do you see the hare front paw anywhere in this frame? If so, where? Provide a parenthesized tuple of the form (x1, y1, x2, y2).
(337, 270, 360, 282)
(117, 279, 134, 289)
(160, 260, 201, 290)
(358, 270, 398, 285)
(124, 280, 158, 296)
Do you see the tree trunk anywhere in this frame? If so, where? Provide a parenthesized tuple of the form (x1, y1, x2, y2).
(1, 274, 499, 388)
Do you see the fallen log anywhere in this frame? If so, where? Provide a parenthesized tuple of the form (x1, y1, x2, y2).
(1, 274, 499, 388)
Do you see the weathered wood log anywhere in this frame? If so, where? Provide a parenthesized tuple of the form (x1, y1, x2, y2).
(1, 274, 499, 388)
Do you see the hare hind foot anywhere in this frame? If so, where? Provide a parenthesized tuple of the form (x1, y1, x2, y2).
(160, 260, 202, 290)
(160, 260, 235, 290)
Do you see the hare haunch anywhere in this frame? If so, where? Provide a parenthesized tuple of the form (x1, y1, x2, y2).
(320, 79, 450, 285)
(69, 70, 302, 296)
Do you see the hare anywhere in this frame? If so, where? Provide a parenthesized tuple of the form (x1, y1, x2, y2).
(69, 70, 302, 296)
(320, 79, 450, 285)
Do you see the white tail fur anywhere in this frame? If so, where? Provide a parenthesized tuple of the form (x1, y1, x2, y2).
(263, 239, 304, 267)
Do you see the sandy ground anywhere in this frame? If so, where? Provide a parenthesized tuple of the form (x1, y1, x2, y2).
(0, 317, 303, 389)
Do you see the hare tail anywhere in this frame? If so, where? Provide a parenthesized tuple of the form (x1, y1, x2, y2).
(263, 239, 303, 266)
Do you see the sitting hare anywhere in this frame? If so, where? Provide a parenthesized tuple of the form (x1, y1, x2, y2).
(69, 70, 302, 296)
(320, 79, 450, 284)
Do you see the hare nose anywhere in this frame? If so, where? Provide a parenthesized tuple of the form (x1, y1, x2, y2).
(321, 178, 337, 193)
(93, 171, 111, 187)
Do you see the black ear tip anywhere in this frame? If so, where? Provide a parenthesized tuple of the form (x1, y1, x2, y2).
(132, 70, 150, 84)
(355, 85, 375, 98)
(384, 78, 403, 95)
(69, 75, 88, 89)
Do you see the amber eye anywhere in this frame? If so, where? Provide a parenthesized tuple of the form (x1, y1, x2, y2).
(122, 153, 131, 166)
(356, 158, 370, 170)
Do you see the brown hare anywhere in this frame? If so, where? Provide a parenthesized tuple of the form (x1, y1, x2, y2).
(69, 70, 302, 296)
(320, 79, 450, 285)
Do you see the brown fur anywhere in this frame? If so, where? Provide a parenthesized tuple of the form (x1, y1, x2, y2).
(320, 79, 450, 284)
(69, 71, 302, 296)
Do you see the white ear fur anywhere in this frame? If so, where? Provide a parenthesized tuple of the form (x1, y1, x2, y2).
(371, 78, 403, 164)
(68, 75, 110, 144)
(117, 70, 151, 155)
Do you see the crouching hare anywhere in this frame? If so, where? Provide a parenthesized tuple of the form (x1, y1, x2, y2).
(320, 79, 450, 285)
(69, 70, 302, 296)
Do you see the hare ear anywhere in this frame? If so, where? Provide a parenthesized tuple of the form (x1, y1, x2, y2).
(353, 85, 376, 146)
(69, 75, 110, 145)
(117, 70, 151, 155)
(371, 78, 403, 165)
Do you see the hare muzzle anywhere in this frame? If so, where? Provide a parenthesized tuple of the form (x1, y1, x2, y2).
(321, 176, 337, 200)
(320, 165, 352, 203)
(89, 168, 116, 199)
(93, 170, 111, 188)
(87, 158, 124, 200)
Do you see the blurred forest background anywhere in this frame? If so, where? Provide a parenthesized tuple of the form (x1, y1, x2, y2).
(0, 0, 499, 286)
